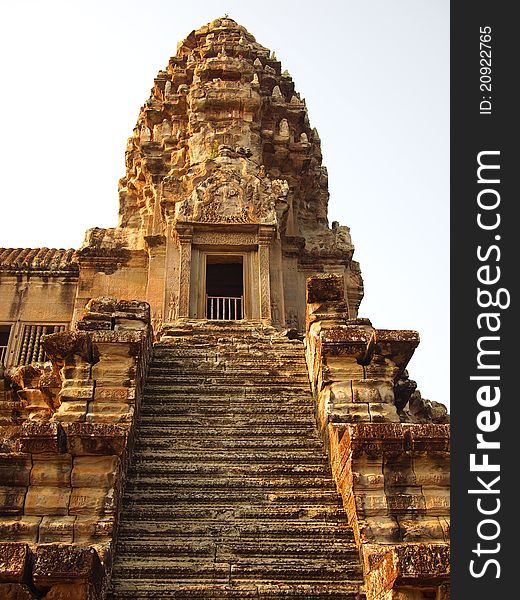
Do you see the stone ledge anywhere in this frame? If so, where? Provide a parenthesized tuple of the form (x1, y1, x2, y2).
(62, 423, 129, 456)
(334, 423, 450, 458)
(364, 542, 450, 598)
(0, 542, 29, 583)
(18, 422, 67, 454)
(32, 543, 106, 596)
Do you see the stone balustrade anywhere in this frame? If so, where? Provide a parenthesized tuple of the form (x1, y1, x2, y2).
(305, 274, 450, 600)
(0, 297, 152, 599)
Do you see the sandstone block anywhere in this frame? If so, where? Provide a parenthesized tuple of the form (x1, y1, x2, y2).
(62, 423, 128, 456)
(19, 422, 65, 454)
(439, 517, 450, 540)
(324, 358, 365, 380)
(0, 517, 41, 542)
(69, 487, 109, 516)
(16, 389, 52, 421)
(422, 487, 450, 515)
(43, 582, 93, 600)
(92, 387, 135, 402)
(32, 544, 103, 590)
(58, 386, 94, 402)
(24, 487, 70, 516)
(0, 487, 26, 515)
(114, 318, 147, 330)
(91, 354, 135, 385)
(0, 455, 31, 487)
(52, 401, 88, 423)
(352, 379, 394, 404)
(61, 379, 93, 389)
(330, 403, 371, 423)
(61, 365, 92, 380)
(307, 274, 344, 303)
(354, 490, 388, 516)
(38, 516, 76, 543)
(329, 381, 353, 403)
(397, 517, 446, 542)
(41, 331, 92, 365)
(404, 424, 450, 452)
(84, 297, 117, 314)
(71, 456, 119, 488)
(30, 454, 72, 486)
(86, 403, 133, 423)
(74, 516, 114, 543)
(386, 487, 426, 513)
(392, 543, 450, 582)
(383, 456, 416, 486)
(352, 470, 385, 489)
(368, 403, 400, 423)
(0, 543, 29, 582)
(361, 516, 400, 543)
(413, 455, 450, 487)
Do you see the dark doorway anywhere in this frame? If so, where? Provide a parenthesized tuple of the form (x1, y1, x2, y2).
(206, 256, 243, 319)
(0, 324, 11, 365)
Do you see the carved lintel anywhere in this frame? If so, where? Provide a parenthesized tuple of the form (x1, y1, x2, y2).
(192, 231, 257, 247)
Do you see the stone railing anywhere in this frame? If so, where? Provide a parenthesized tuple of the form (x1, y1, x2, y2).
(0, 297, 152, 599)
(305, 274, 450, 600)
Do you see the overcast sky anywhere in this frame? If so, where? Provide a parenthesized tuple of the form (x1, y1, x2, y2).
(0, 0, 449, 408)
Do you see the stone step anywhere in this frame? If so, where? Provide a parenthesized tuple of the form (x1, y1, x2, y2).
(124, 475, 336, 492)
(146, 364, 309, 383)
(108, 580, 362, 599)
(134, 437, 325, 451)
(134, 424, 318, 436)
(143, 385, 311, 396)
(115, 539, 357, 560)
(148, 368, 308, 381)
(135, 414, 314, 428)
(120, 504, 346, 522)
(127, 462, 332, 479)
(110, 330, 363, 598)
(117, 520, 353, 539)
(130, 449, 328, 465)
(122, 489, 344, 506)
(148, 355, 307, 376)
(152, 345, 305, 355)
(138, 404, 315, 419)
(111, 557, 361, 581)
(144, 379, 310, 389)
(141, 393, 312, 404)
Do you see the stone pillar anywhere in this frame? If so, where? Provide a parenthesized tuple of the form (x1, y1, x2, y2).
(177, 228, 193, 319)
(144, 235, 167, 334)
(258, 227, 274, 322)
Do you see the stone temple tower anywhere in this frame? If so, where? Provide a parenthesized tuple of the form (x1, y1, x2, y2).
(75, 16, 363, 332)
(0, 17, 449, 600)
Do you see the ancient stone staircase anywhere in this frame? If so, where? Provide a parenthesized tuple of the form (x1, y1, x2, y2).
(109, 322, 364, 599)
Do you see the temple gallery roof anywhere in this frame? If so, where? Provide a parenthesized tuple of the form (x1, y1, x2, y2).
(0, 248, 78, 273)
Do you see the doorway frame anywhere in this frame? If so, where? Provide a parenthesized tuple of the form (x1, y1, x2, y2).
(193, 251, 253, 320)
(203, 253, 246, 320)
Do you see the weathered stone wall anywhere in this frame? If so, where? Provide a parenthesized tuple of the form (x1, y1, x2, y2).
(0, 249, 78, 368)
(0, 298, 152, 599)
(304, 274, 450, 600)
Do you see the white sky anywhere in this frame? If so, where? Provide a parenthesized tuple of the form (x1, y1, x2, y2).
(0, 0, 449, 408)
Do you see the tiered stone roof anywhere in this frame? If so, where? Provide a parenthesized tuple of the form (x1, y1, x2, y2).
(0, 248, 78, 274)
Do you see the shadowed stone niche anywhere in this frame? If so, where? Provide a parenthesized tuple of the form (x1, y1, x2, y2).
(305, 274, 450, 600)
